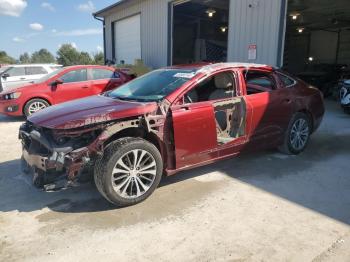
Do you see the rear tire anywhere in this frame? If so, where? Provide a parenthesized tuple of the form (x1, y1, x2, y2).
(279, 112, 311, 155)
(94, 137, 163, 207)
(24, 98, 50, 117)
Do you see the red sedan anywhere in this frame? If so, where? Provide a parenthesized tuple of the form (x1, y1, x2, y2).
(20, 63, 324, 206)
(0, 65, 132, 117)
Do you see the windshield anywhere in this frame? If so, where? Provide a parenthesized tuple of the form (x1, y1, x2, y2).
(32, 68, 65, 83)
(107, 69, 196, 102)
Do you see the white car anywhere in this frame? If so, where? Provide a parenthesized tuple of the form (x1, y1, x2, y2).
(0, 64, 62, 91)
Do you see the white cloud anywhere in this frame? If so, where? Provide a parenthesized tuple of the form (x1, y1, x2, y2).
(0, 0, 27, 17)
(13, 37, 25, 42)
(29, 23, 44, 31)
(41, 2, 55, 12)
(54, 28, 102, 37)
(58, 42, 78, 49)
(51, 29, 57, 33)
(96, 45, 103, 52)
(77, 1, 95, 13)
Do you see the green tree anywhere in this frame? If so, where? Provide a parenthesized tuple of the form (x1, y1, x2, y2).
(93, 52, 104, 65)
(79, 52, 94, 65)
(31, 49, 56, 64)
(0, 51, 16, 64)
(57, 44, 95, 66)
(19, 52, 31, 64)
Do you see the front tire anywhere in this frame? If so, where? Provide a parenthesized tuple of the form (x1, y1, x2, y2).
(94, 137, 163, 207)
(279, 113, 311, 155)
(24, 98, 50, 117)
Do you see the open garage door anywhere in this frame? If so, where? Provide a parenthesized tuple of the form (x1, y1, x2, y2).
(171, 0, 229, 65)
(114, 14, 141, 65)
(283, 0, 350, 96)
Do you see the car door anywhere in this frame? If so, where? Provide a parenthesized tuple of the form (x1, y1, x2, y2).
(25, 66, 48, 82)
(90, 68, 125, 93)
(170, 70, 247, 169)
(242, 70, 294, 146)
(52, 68, 93, 104)
(1, 67, 26, 89)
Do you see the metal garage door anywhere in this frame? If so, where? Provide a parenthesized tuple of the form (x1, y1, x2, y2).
(114, 14, 141, 65)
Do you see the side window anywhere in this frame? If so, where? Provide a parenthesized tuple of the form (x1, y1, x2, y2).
(277, 73, 296, 87)
(244, 71, 277, 95)
(183, 71, 236, 104)
(91, 69, 119, 80)
(25, 67, 48, 75)
(5, 67, 25, 77)
(61, 69, 87, 83)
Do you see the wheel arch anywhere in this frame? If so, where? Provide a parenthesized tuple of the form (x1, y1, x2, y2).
(297, 109, 314, 132)
(103, 127, 162, 153)
(23, 97, 52, 115)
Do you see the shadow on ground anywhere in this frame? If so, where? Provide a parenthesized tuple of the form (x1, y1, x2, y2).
(0, 100, 349, 226)
(0, 130, 349, 225)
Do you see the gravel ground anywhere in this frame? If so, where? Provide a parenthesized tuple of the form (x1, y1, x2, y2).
(0, 100, 349, 262)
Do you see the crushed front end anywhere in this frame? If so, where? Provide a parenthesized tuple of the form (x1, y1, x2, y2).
(19, 121, 105, 190)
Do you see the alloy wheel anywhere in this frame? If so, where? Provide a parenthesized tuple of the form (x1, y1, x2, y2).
(290, 118, 309, 151)
(28, 101, 47, 115)
(111, 149, 157, 199)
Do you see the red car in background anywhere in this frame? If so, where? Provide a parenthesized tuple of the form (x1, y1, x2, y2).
(0, 65, 132, 117)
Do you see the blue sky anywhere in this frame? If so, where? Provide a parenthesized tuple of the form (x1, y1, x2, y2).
(0, 0, 117, 59)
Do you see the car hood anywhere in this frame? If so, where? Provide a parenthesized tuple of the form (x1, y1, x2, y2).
(1, 82, 39, 94)
(28, 95, 158, 129)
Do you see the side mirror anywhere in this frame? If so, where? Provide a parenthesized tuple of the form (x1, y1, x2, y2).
(50, 78, 63, 86)
(2, 73, 9, 79)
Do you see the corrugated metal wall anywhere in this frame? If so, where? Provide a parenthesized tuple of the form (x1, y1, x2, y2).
(227, 0, 286, 67)
(102, 0, 286, 68)
(104, 0, 169, 69)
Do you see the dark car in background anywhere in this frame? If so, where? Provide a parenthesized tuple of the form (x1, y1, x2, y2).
(297, 64, 348, 97)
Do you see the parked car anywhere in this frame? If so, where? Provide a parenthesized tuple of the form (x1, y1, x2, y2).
(0, 64, 62, 91)
(19, 63, 324, 206)
(297, 64, 347, 97)
(340, 79, 350, 114)
(0, 65, 133, 117)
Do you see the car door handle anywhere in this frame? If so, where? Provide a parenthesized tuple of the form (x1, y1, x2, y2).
(82, 86, 89, 89)
(179, 106, 190, 111)
(20, 78, 26, 80)
(284, 98, 292, 104)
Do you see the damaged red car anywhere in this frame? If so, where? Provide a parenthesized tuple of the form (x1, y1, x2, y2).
(19, 63, 325, 206)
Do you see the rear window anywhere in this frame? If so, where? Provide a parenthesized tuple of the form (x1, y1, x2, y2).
(25, 66, 48, 75)
(277, 73, 296, 87)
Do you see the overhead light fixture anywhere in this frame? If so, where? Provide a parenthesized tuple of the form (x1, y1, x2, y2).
(297, 27, 304, 33)
(290, 13, 299, 20)
(220, 26, 228, 33)
(206, 9, 216, 18)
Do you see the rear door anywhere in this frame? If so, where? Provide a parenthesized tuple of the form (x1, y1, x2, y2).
(90, 68, 125, 93)
(52, 68, 93, 104)
(242, 70, 294, 146)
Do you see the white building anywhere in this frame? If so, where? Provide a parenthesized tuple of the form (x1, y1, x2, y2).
(94, 0, 350, 73)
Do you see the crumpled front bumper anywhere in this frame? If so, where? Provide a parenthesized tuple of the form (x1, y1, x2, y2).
(19, 124, 94, 187)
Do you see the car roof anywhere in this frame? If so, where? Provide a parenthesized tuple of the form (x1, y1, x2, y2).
(169, 62, 274, 73)
(7, 64, 62, 67)
(62, 65, 115, 70)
